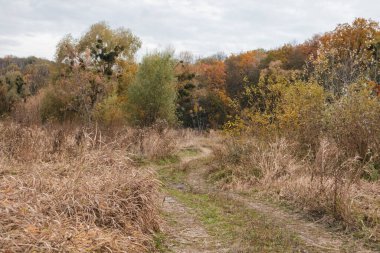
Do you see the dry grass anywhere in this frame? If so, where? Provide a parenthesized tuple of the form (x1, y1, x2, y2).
(11, 91, 45, 125)
(210, 138, 302, 190)
(0, 121, 181, 252)
(210, 135, 380, 245)
(0, 120, 182, 162)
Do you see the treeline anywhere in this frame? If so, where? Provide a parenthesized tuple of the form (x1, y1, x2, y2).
(0, 19, 379, 136)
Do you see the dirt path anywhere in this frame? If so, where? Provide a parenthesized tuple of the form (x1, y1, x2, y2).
(158, 140, 374, 253)
(158, 145, 227, 253)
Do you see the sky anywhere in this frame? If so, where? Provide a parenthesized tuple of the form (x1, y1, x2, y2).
(0, 0, 380, 60)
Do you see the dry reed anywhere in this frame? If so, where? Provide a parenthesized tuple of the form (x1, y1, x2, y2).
(0, 122, 170, 252)
(210, 135, 380, 244)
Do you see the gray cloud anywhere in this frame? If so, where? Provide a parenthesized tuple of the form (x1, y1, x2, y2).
(0, 0, 379, 60)
(0, 37, 21, 46)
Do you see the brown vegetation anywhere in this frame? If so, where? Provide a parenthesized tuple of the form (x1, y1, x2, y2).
(210, 135, 380, 246)
(0, 122, 181, 252)
(0, 17, 379, 251)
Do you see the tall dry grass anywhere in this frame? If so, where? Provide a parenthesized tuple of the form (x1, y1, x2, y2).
(0, 120, 181, 162)
(210, 136, 380, 245)
(0, 121, 181, 252)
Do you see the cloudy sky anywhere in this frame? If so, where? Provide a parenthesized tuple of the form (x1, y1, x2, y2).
(0, 0, 379, 60)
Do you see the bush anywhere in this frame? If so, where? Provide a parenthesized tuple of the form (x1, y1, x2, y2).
(324, 83, 380, 162)
(40, 71, 113, 123)
(94, 93, 126, 127)
(12, 91, 44, 125)
(0, 71, 27, 115)
(276, 81, 326, 149)
(40, 87, 68, 123)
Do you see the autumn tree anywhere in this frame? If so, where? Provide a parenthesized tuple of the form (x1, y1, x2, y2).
(225, 50, 266, 98)
(196, 59, 232, 128)
(309, 18, 380, 96)
(197, 60, 226, 90)
(224, 61, 303, 134)
(55, 34, 78, 67)
(47, 22, 142, 124)
(260, 41, 318, 71)
(55, 22, 141, 77)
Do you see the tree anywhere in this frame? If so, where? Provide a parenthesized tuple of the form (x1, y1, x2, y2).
(309, 18, 380, 96)
(55, 22, 141, 76)
(197, 60, 226, 90)
(260, 41, 318, 71)
(126, 51, 177, 126)
(77, 22, 141, 61)
(55, 34, 77, 66)
(175, 59, 197, 128)
(48, 22, 142, 125)
(225, 50, 266, 98)
(195, 60, 232, 129)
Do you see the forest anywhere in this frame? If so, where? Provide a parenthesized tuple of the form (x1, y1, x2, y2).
(0, 18, 380, 252)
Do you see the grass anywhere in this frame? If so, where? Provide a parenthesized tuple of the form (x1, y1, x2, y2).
(154, 154, 180, 165)
(177, 147, 200, 157)
(152, 232, 169, 253)
(153, 147, 200, 166)
(158, 164, 187, 184)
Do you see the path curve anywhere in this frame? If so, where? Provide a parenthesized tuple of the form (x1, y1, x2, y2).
(159, 145, 227, 253)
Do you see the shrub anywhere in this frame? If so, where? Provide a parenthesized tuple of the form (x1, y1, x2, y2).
(324, 83, 380, 162)
(40, 87, 68, 123)
(0, 71, 27, 115)
(12, 91, 44, 125)
(94, 93, 125, 127)
(40, 71, 113, 123)
(276, 81, 326, 149)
